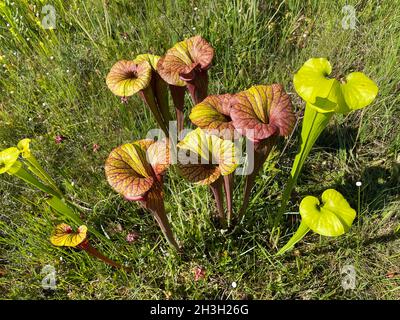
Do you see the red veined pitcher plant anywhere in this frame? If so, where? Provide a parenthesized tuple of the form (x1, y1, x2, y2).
(230, 84, 296, 222)
(177, 128, 239, 227)
(158, 35, 214, 133)
(106, 54, 171, 136)
(50, 224, 131, 272)
(189, 94, 237, 225)
(105, 138, 180, 251)
(278, 58, 378, 222)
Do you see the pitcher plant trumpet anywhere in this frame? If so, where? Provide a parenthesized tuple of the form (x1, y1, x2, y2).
(158, 35, 214, 133)
(277, 189, 356, 255)
(189, 94, 237, 224)
(177, 128, 239, 227)
(230, 84, 296, 222)
(106, 54, 171, 136)
(105, 138, 179, 250)
(50, 223, 131, 271)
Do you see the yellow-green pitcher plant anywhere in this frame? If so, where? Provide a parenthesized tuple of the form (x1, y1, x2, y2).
(277, 189, 356, 255)
(278, 58, 378, 222)
(1, 145, 61, 199)
(17, 138, 63, 197)
(0, 139, 106, 242)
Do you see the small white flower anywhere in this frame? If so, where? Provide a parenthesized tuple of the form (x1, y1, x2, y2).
(50, 56, 54, 60)
(194, 7, 198, 11)
(66, 69, 70, 73)
(356, 181, 362, 187)
(231, 281, 237, 288)
(6, 23, 10, 27)
(42, 102, 46, 106)
(26, 38, 30, 41)
(192, 26, 196, 31)
(28, 117, 32, 121)
(59, 257, 63, 261)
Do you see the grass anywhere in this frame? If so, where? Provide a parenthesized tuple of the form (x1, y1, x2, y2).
(0, 0, 399, 299)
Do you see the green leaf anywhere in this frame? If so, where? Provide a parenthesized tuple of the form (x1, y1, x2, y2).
(300, 189, 356, 236)
(12, 165, 61, 198)
(340, 72, 378, 112)
(276, 220, 310, 255)
(0, 147, 20, 174)
(17, 138, 31, 158)
(46, 196, 83, 226)
(294, 58, 378, 114)
(278, 106, 334, 220)
(293, 58, 339, 113)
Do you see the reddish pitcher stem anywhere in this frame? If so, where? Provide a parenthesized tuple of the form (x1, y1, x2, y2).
(79, 241, 131, 272)
(186, 69, 208, 105)
(210, 177, 226, 227)
(237, 137, 277, 223)
(169, 85, 186, 135)
(223, 173, 234, 226)
(138, 88, 169, 137)
(150, 205, 180, 251)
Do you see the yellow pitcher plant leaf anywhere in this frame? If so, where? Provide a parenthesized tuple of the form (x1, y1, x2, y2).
(0, 147, 20, 174)
(189, 94, 236, 138)
(177, 128, 238, 185)
(340, 72, 379, 112)
(133, 54, 161, 71)
(17, 138, 31, 158)
(106, 60, 151, 97)
(300, 189, 357, 237)
(50, 223, 87, 247)
(147, 139, 171, 176)
(105, 142, 155, 200)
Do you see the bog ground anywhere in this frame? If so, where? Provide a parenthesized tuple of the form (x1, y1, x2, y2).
(0, 0, 399, 299)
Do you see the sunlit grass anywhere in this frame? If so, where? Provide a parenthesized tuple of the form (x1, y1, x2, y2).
(0, 0, 399, 299)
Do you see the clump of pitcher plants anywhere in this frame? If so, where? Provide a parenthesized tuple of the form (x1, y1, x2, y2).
(1, 35, 379, 260)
